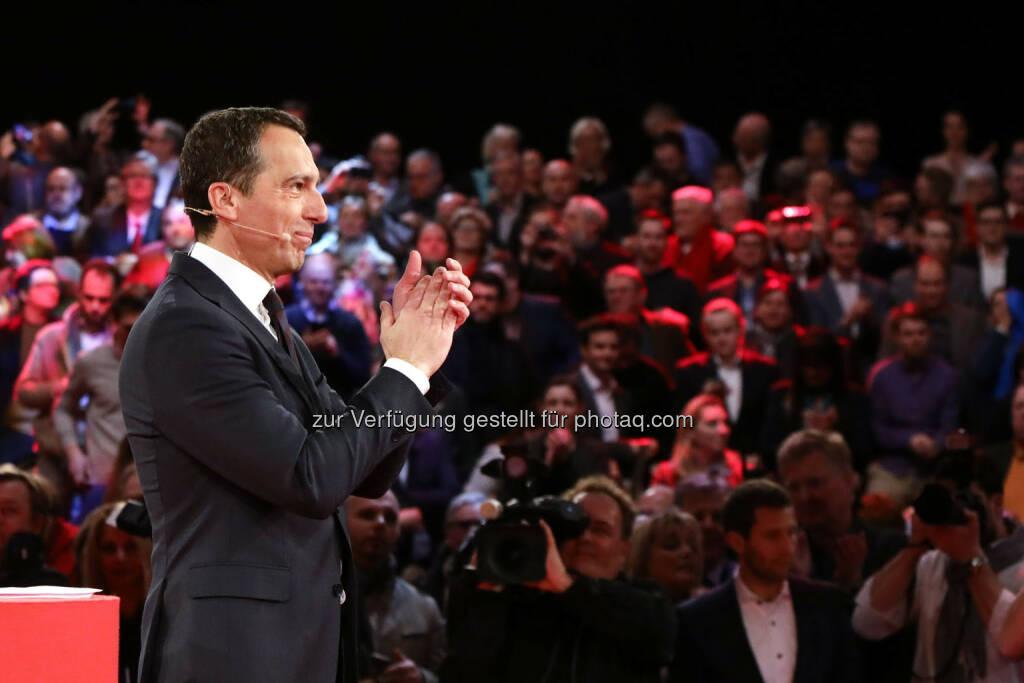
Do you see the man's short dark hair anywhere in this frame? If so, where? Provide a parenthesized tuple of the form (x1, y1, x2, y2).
(976, 199, 1008, 218)
(578, 313, 623, 346)
(80, 258, 120, 289)
(652, 131, 687, 156)
(180, 107, 306, 240)
(471, 271, 506, 300)
(153, 118, 186, 154)
(722, 479, 791, 537)
(111, 284, 152, 321)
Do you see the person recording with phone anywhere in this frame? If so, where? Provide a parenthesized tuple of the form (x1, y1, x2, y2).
(441, 475, 675, 683)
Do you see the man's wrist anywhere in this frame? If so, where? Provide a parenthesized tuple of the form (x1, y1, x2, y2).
(383, 358, 430, 394)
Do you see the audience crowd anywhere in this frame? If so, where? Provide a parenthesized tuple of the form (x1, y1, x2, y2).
(4, 98, 1024, 681)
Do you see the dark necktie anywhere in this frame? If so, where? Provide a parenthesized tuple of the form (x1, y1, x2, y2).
(262, 289, 299, 367)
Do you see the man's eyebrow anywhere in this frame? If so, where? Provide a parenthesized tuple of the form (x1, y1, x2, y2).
(282, 172, 318, 185)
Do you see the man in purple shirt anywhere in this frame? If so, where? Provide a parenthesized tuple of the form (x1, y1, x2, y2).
(866, 302, 960, 506)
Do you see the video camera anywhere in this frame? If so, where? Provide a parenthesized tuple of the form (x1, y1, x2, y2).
(469, 441, 589, 584)
(912, 430, 987, 529)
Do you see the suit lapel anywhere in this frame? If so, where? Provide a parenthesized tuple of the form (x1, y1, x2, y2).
(167, 253, 316, 414)
(789, 581, 819, 683)
(718, 580, 765, 682)
(822, 273, 844, 322)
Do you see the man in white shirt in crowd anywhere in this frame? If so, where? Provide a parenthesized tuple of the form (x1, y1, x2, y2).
(672, 479, 862, 682)
(141, 118, 185, 210)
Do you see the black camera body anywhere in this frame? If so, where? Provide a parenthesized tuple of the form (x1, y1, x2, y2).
(470, 442, 589, 584)
(913, 483, 971, 526)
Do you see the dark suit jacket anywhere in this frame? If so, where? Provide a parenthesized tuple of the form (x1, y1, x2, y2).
(889, 263, 985, 310)
(671, 577, 863, 683)
(805, 271, 889, 369)
(674, 350, 778, 455)
(119, 253, 449, 683)
(85, 203, 162, 257)
(957, 238, 1024, 292)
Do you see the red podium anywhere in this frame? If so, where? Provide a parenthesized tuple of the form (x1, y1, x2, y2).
(0, 594, 119, 682)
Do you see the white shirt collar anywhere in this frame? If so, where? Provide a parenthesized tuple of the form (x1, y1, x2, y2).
(189, 241, 274, 316)
(735, 574, 790, 605)
(580, 362, 615, 393)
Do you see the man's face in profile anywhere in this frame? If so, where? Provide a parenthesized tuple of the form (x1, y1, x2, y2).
(559, 492, 629, 580)
(233, 125, 327, 278)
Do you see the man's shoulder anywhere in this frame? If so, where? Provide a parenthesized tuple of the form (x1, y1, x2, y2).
(677, 580, 733, 619)
(393, 577, 443, 618)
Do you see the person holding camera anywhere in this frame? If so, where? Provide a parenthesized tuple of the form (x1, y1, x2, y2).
(853, 486, 1022, 682)
(441, 475, 676, 683)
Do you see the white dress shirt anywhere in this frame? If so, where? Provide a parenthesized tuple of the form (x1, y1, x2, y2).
(715, 356, 742, 422)
(189, 241, 428, 393)
(735, 576, 797, 683)
(154, 158, 179, 209)
(853, 550, 1021, 683)
(739, 152, 768, 202)
(579, 363, 620, 442)
(979, 248, 1007, 301)
(42, 210, 79, 233)
(126, 208, 151, 247)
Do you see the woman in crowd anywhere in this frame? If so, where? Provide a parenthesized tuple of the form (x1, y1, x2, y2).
(650, 394, 743, 488)
(75, 501, 152, 683)
(448, 206, 493, 278)
(627, 508, 704, 605)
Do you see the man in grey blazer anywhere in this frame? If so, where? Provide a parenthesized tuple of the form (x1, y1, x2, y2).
(119, 108, 471, 683)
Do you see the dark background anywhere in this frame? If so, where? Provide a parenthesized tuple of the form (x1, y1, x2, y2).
(4, 2, 1018, 178)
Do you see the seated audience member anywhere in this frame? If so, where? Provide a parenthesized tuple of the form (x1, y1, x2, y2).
(744, 277, 802, 380)
(572, 316, 635, 444)
(715, 187, 750, 233)
(521, 149, 544, 197)
(346, 491, 445, 683)
(642, 103, 721, 186)
(760, 328, 872, 467)
(82, 153, 163, 258)
(731, 112, 778, 205)
(14, 258, 116, 508)
(384, 149, 447, 221)
(628, 508, 704, 604)
(440, 271, 537, 460)
(651, 393, 743, 489)
(859, 188, 916, 281)
(285, 253, 371, 400)
(307, 194, 395, 273)
(569, 117, 621, 197)
(603, 265, 694, 372)
(124, 200, 195, 289)
(484, 151, 538, 254)
(484, 259, 580, 382)
(778, 430, 906, 592)
(806, 218, 889, 367)
(634, 484, 675, 522)
(631, 210, 703, 337)
(415, 220, 451, 273)
(442, 475, 676, 683)
(672, 480, 863, 682)
(867, 303, 960, 507)
(675, 298, 778, 456)
(423, 492, 487, 612)
(981, 382, 1024, 523)
(958, 201, 1024, 298)
(539, 159, 579, 217)
(0, 464, 75, 585)
(0, 260, 60, 464)
(54, 286, 150, 513)
(649, 130, 693, 191)
(880, 256, 988, 380)
(463, 375, 628, 497)
(75, 501, 151, 683)
(662, 186, 734, 292)
(35, 167, 91, 257)
(830, 120, 893, 206)
(675, 473, 735, 588)
(889, 215, 985, 310)
(599, 166, 669, 244)
(706, 219, 789, 327)
(449, 205, 494, 278)
(853, 471, 1024, 682)
(770, 205, 827, 290)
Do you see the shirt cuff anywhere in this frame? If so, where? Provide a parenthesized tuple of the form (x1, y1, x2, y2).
(383, 358, 429, 395)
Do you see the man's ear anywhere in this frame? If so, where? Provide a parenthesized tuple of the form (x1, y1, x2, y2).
(208, 182, 239, 221)
(725, 530, 745, 557)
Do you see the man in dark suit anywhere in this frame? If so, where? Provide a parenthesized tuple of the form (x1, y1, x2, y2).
(805, 219, 889, 368)
(483, 151, 537, 256)
(706, 219, 791, 327)
(889, 214, 985, 309)
(957, 200, 1024, 297)
(675, 298, 777, 456)
(671, 480, 863, 683)
(32, 167, 91, 257)
(118, 108, 472, 683)
(83, 153, 163, 258)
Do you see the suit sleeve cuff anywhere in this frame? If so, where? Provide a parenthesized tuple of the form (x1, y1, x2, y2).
(383, 358, 430, 394)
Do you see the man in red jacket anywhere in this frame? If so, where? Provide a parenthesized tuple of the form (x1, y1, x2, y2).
(662, 186, 734, 292)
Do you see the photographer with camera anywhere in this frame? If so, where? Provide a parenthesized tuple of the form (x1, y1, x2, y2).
(441, 475, 675, 683)
(853, 458, 1024, 682)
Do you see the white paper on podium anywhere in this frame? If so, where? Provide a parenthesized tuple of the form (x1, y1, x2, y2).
(0, 586, 101, 599)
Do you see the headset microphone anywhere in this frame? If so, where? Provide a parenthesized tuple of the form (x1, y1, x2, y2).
(185, 207, 291, 243)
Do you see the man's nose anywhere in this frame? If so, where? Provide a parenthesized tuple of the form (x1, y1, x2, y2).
(307, 191, 329, 225)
